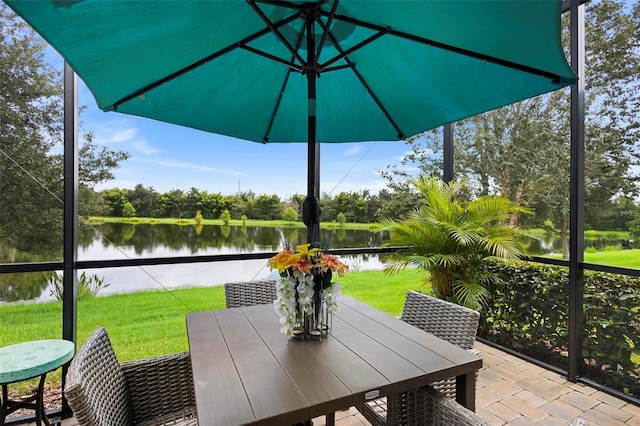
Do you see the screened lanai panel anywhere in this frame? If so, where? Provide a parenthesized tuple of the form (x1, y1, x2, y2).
(581, 271, 640, 401)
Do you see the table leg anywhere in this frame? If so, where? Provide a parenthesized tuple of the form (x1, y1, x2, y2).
(325, 412, 335, 426)
(0, 375, 50, 426)
(36, 374, 51, 426)
(455, 371, 476, 412)
(2, 383, 8, 425)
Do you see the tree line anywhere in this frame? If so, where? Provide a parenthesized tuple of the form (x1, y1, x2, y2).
(88, 178, 640, 242)
(88, 185, 420, 224)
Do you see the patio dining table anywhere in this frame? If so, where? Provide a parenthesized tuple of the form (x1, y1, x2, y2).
(186, 295, 482, 425)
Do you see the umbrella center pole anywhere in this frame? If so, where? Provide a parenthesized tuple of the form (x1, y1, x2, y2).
(303, 7, 321, 247)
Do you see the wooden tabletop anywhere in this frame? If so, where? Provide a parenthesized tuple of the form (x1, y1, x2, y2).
(186, 296, 482, 426)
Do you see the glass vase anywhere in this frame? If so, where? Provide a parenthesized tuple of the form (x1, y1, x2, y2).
(293, 291, 330, 340)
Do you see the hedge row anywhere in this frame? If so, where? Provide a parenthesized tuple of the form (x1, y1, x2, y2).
(479, 259, 640, 399)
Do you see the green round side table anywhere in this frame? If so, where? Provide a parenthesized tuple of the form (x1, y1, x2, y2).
(0, 340, 75, 426)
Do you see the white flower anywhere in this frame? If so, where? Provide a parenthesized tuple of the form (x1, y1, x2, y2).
(273, 277, 298, 336)
(324, 282, 341, 315)
(296, 277, 314, 314)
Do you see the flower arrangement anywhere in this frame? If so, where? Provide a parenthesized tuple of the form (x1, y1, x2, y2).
(268, 243, 348, 337)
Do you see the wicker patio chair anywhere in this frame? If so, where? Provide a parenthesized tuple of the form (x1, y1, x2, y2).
(406, 386, 489, 426)
(224, 279, 277, 308)
(65, 327, 198, 426)
(401, 291, 481, 398)
(355, 290, 481, 425)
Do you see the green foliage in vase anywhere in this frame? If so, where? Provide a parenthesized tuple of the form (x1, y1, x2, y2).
(380, 176, 531, 310)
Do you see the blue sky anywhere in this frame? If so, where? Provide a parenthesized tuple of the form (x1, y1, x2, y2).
(48, 50, 415, 199)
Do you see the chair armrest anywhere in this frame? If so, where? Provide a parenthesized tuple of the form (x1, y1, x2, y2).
(121, 352, 196, 424)
(408, 386, 489, 426)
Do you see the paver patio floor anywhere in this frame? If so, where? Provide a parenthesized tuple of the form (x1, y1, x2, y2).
(314, 341, 640, 426)
(19, 341, 640, 426)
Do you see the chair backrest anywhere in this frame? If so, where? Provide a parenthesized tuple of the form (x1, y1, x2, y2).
(400, 291, 480, 350)
(65, 327, 134, 426)
(224, 280, 277, 308)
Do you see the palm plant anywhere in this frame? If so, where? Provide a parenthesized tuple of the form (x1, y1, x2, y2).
(380, 176, 531, 310)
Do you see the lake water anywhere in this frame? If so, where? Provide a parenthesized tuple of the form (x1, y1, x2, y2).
(2, 222, 628, 303)
(2, 223, 391, 303)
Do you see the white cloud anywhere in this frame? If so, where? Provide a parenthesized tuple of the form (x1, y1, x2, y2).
(130, 140, 160, 155)
(90, 123, 137, 145)
(135, 157, 242, 175)
(87, 120, 161, 154)
(344, 146, 361, 156)
(107, 128, 137, 144)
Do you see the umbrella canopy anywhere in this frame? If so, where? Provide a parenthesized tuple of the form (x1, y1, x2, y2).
(6, 0, 576, 242)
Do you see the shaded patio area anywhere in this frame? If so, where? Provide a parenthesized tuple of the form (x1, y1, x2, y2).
(20, 342, 638, 426)
(315, 342, 640, 426)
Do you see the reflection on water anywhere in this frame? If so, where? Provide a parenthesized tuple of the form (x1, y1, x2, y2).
(78, 223, 389, 258)
(2, 223, 390, 303)
(2, 223, 633, 303)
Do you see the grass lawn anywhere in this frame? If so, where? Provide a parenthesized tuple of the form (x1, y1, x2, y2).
(542, 248, 640, 269)
(0, 268, 424, 393)
(583, 249, 640, 268)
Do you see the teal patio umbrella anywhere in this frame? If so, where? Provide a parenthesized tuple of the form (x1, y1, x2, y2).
(6, 0, 576, 243)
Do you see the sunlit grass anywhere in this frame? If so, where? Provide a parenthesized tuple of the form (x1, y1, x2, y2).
(0, 269, 422, 394)
(541, 249, 640, 269)
(583, 249, 640, 268)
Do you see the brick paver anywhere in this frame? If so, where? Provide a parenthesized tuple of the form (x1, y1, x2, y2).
(559, 392, 600, 411)
(590, 402, 633, 423)
(623, 402, 640, 418)
(512, 389, 549, 408)
(501, 396, 549, 422)
(485, 379, 524, 397)
(486, 402, 521, 422)
(581, 408, 630, 426)
(540, 399, 584, 421)
(592, 390, 626, 408)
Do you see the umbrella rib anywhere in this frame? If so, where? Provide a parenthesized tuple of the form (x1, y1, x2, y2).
(320, 11, 567, 84)
(111, 13, 299, 111)
(262, 22, 307, 143)
(318, 27, 389, 70)
(315, 0, 340, 62)
(263, 67, 294, 143)
(322, 63, 353, 73)
(317, 19, 405, 139)
(247, 0, 306, 68)
(240, 45, 304, 73)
